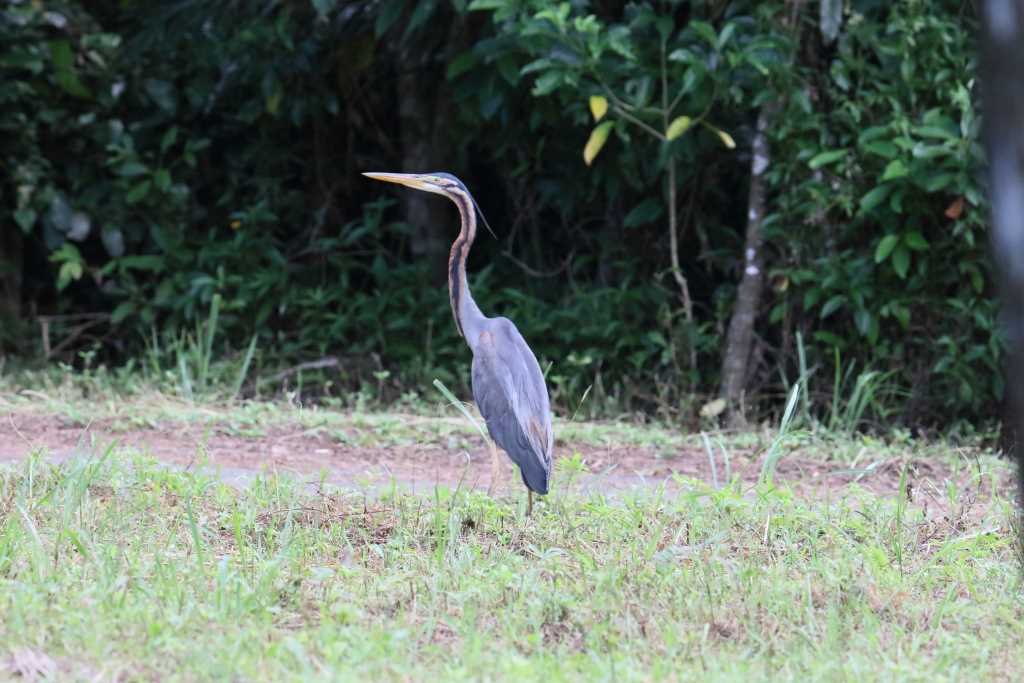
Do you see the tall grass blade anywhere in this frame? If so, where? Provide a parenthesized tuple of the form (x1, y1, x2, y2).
(432, 379, 489, 441)
(717, 435, 732, 485)
(184, 496, 207, 573)
(893, 463, 908, 575)
(760, 382, 801, 485)
(701, 432, 719, 489)
(571, 384, 592, 422)
(231, 334, 259, 400)
(199, 294, 221, 390)
(178, 352, 194, 401)
(829, 347, 842, 432)
(795, 331, 813, 425)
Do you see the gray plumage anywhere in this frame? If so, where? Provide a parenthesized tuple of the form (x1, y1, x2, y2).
(470, 317, 553, 494)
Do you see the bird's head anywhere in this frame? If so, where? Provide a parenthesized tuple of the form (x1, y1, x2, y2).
(361, 171, 466, 198)
(362, 171, 496, 238)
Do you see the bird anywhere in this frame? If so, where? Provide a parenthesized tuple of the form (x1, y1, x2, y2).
(362, 171, 554, 515)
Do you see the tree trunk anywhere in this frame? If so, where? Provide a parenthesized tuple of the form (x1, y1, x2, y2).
(397, 68, 451, 281)
(0, 227, 23, 327)
(720, 105, 775, 427)
(979, 0, 1024, 524)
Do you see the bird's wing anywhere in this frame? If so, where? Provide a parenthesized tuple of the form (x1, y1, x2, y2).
(470, 319, 553, 494)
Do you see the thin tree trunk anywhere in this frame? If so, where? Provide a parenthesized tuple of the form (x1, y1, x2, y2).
(667, 158, 696, 372)
(0, 228, 23, 324)
(720, 105, 775, 427)
(979, 0, 1024, 532)
(397, 69, 450, 279)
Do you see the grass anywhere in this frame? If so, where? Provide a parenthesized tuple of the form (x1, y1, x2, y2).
(0, 404, 1020, 680)
(0, 366, 1020, 680)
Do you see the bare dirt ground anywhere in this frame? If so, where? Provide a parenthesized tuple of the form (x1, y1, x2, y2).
(0, 408, 1011, 518)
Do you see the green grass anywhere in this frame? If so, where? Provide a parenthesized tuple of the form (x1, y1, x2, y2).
(0, 370, 1019, 680)
(0, 437, 1020, 681)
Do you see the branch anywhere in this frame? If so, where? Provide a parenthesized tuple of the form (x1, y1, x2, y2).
(269, 357, 340, 382)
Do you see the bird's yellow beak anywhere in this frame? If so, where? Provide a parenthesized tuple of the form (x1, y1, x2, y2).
(362, 172, 445, 195)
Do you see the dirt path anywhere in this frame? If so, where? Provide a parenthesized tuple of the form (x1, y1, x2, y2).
(0, 408, 1006, 515)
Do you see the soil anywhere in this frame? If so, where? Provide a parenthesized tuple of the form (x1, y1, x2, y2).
(0, 410, 1010, 516)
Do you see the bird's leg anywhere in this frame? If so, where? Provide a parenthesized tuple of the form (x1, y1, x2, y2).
(527, 490, 533, 517)
(487, 440, 501, 496)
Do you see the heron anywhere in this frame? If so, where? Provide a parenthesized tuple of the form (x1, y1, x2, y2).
(362, 171, 554, 515)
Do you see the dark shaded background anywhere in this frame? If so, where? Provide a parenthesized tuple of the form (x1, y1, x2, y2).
(0, 0, 1000, 435)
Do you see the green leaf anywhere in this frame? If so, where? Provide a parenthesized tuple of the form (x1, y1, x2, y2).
(118, 255, 165, 272)
(446, 52, 476, 80)
(57, 261, 83, 291)
(854, 309, 872, 336)
(647, 330, 668, 347)
(911, 143, 948, 159)
(690, 21, 717, 46)
(160, 126, 178, 153)
(13, 208, 36, 233)
(144, 79, 176, 113)
(111, 301, 135, 324)
(495, 55, 519, 85)
(808, 150, 846, 169)
(655, 17, 674, 42)
(923, 173, 956, 192)
(904, 231, 929, 251)
(154, 169, 172, 192)
(803, 289, 821, 309)
(892, 245, 910, 278)
(915, 125, 956, 140)
(404, 0, 436, 37)
(126, 180, 152, 204)
(665, 115, 691, 141)
(859, 184, 891, 213)
(717, 22, 736, 49)
(532, 71, 562, 97)
(862, 141, 900, 159)
(874, 234, 899, 263)
(969, 267, 984, 293)
(520, 58, 552, 75)
(820, 295, 845, 319)
(48, 40, 91, 98)
(311, 0, 334, 16)
(583, 121, 614, 166)
(858, 126, 890, 144)
(116, 162, 149, 177)
(891, 303, 910, 329)
(813, 330, 847, 349)
(623, 198, 663, 227)
(374, 0, 404, 36)
(881, 159, 908, 181)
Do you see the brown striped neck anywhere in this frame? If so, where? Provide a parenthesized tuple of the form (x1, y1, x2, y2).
(446, 185, 484, 340)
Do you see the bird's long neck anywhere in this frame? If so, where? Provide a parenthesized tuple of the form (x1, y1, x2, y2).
(446, 186, 486, 344)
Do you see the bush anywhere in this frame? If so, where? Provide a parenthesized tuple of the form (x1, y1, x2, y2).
(0, 0, 999, 432)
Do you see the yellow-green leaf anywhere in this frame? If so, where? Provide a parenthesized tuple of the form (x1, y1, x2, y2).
(665, 115, 692, 141)
(699, 398, 726, 418)
(589, 95, 608, 122)
(266, 87, 282, 115)
(701, 121, 737, 149)
(583, 121, 614, 166)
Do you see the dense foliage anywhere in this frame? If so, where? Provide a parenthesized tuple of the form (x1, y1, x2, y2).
(0, 0, 996, 432)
